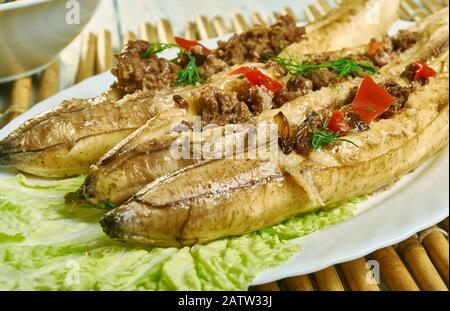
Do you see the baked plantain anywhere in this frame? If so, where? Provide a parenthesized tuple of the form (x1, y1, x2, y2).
(100, 69, 449, 246)
(68, 9, 447, 207)
(0, 0, 400, 177)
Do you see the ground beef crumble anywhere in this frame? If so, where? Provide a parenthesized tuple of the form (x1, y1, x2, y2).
(273, 75, 314, 108)
(213, 15, 304, 64)
(392, 30, 420, 52)
(111, 40, 181, 95)
(365, 31, 419, 67)
(112, 16, 305, 95)
(381, 81, 413, 118)
(292, 112, 324, 156)
(278, 80, 413, 156)
(197, 86, 252, 125)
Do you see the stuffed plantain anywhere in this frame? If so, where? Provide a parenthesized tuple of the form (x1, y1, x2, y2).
(0, 0, 400, 177)
(100, 61, 449, 246)
(68, 8, 447, 207)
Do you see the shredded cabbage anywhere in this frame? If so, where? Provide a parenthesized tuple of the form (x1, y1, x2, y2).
(0, 175, 356, 290)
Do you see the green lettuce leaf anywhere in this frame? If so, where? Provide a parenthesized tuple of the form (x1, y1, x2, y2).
(0, 175, 358, 290)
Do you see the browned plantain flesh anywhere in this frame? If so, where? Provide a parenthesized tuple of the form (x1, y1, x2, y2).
(67, 7, 448, 207)
(0, 0, 400, 177)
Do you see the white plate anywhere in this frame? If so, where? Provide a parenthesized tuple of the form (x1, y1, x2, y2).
(0, 21, 448, 286)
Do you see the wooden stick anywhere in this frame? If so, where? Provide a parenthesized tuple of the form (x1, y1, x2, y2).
(269, 12, 279, 25)
(196, 15, 217, 40)
(231, 13, 248, 34)
(37, 61, 60, 102)
(123, 31, 136, 47)
(304, 4, 322, 22)
(75, 32, 97, 83)
(184, 22, 199, 40)
(371, 247, 419, 291)
(316, 0, 332, 14)
(281, 275, 315, 291)
(340, 258, 380, 291)
(140, 23, 158, 42)
(252, 282, 280, 291)
(156, 18, 175, 43)
(402, 0, 419, 16)
(251, 12, 266, 26)
(96, 29, 113, 74)
(421, 0, 444, 12)
(6, 77, 33, 122)
(314, 266, 345, 291)
(211, 16, 229, 36)
(281, 7, 295, 18)
(421, 226, 449, 285)
(441, 218, 449, 233)
(398, 235, 448, 291)
(399, 6, 412, 21)
(402, 0, 429, 21)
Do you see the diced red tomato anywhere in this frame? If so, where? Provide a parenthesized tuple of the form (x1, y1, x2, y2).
(229, 66, 282, 92)
(174, 37, 211, 54)
(229, 66, 255, 76)
(327, 111, 350, 134)
(413, 61, 437, 80)
(351, 75, 395, 125)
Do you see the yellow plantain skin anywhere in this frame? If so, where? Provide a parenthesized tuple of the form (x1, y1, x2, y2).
(0, 0, 400, 178)
(285, 0, 400, 56)
(69, 9, 449, 206)
(68, 49, 365, 206)
(100, 75, 449, 247)
(0, 91, 172, 177)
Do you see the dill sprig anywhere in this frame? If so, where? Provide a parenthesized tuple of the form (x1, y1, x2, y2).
(141, 42, 204, 86)
(141, 43, 178, 58)
(175, 52, 204, 86)
(273, 53, 378, 77)
(311, 121, 358, 151)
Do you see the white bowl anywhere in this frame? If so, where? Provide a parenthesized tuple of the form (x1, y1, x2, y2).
(0, 0, 100, 83)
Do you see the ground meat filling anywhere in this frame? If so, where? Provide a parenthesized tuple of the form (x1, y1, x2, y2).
(380, 81, 413, 118)
(273, 75, 313, 108)
(238, 85, 274, 114)
(292, 112, 324, 156)
(392, 30, 420, 52)
(111, 40, 181, 95)
(278, 81, 413, 156)
(199, 15, 305, 76)
(307, 67, 340, 91)
(197, 86, 252, 125)
(366, 31, 419, 67)
(112, 16, 305, 94)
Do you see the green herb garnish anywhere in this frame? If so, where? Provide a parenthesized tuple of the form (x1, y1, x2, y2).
(273, 53, 378, 77)
(175, 52, 204, 86)
(311, 120, 358, 151)
(141, 42, 204, 86)
(141, 43, 178, 58)
(80, 200, 116, 210)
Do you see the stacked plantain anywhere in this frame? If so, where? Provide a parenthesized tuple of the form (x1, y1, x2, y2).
(1, 1, 448, 247)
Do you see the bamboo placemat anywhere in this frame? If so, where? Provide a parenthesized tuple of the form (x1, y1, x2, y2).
(0, 0, 448, 291)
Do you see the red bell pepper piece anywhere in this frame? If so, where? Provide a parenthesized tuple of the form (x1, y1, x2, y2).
(327, 111, 350, 134)
(351, 75, 395, 125)
(229, 66, 255, 76)
(174, 37, 211, 54)
(413, 61, 437, 80)
(229, 66, 282, 92)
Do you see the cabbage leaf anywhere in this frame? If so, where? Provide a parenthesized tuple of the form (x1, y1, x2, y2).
(0, 175, 356, 290)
